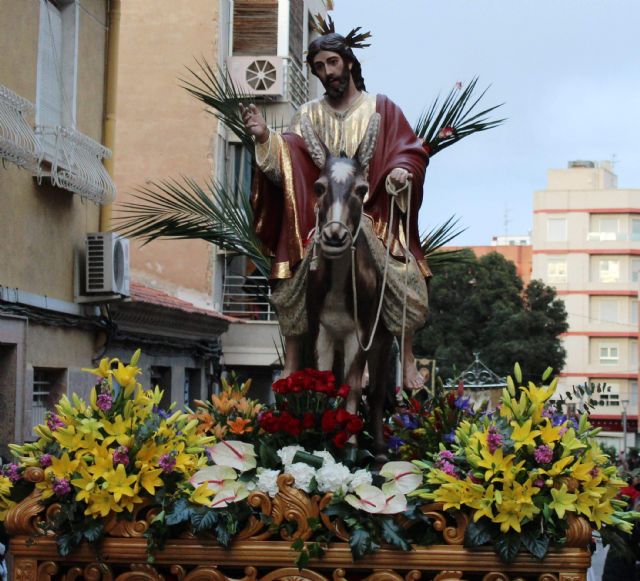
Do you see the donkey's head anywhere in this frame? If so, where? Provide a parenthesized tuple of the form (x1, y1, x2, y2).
(301, 113, 380, 259)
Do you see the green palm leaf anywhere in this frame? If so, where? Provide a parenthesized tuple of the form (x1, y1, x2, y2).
(415, 78, 506, 157)
(421, 215, 471, 274)
(114, 177, 271, 279)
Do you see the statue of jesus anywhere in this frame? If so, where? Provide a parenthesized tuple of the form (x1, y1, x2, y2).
(241, 23, 430, 390)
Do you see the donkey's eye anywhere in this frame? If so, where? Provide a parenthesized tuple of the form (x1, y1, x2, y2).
(314, 181, 326, 196)
(355, 185, 368, 198)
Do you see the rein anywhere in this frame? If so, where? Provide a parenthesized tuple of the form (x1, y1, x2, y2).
(311, 177, 412, 356)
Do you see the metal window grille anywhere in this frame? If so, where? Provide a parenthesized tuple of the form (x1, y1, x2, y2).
(32, 368, 62, 432)
(0, 84, 42, 173)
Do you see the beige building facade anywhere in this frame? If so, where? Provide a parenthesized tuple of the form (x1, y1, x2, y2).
(113, 0, 330, 401)
(532, 161, 640, 450)
(0, 0, 114, 455)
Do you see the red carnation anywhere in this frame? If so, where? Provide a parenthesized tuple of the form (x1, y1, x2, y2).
(321, 410, 337, 432)
(346, 415, 364, 434)
(302, 412, 315, 429)
(336, 408, 351, 424)
(332, 431, 349, 448)
(336, 384, 350, 399)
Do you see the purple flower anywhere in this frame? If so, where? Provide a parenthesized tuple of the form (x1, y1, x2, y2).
(486, 427, 503, 453)
(542, 408, 553, 419)
(533, 478, 546, 488)
(438, 450, 455, 462)
(158, 453, 176, 474)
(399, 413, 418, 430)
(96, 392, 113, 412)
(3, 463, 21, 483)
(113, 446, 130, 467)
(444, 430, 456, 444)
(534, 445, 554, 464)
(387, 436, 405, 452)
(152, 405, 170, 420)
(39, 454, 53, 468)
(552, 414, 567, 427)
(437, 459, 458, 477)
(53, 478, 71, 496)
(46, 413, 65, 432)
(590, 467, 600, 478)
(454, 396, 472, 411)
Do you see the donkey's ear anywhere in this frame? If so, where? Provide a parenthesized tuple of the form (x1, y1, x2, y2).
(355, 112, 380, 168)
(300, 114, 328, 169)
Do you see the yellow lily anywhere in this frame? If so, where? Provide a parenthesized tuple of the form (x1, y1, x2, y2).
(549, 484, 577, 518)
(510, 419, 541, 450)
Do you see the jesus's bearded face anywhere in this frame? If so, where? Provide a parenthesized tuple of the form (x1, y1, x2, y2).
(311, 50, 352, 99)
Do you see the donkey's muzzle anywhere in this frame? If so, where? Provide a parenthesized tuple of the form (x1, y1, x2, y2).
(321, 228, 349, 257)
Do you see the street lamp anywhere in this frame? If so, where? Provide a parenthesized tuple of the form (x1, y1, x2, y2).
(621, 398, 629, 465)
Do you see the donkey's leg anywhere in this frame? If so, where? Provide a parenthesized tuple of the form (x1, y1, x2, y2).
(316, 325, 335, 372)
(367, 333, 393, 463)
(343, 331, 365, 416)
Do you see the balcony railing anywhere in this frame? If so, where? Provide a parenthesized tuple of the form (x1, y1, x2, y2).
(284, 57, 308, 109)
(222, 274, 277, 321)
(0, 84, 42, 173)
(36, 125, 116, 205)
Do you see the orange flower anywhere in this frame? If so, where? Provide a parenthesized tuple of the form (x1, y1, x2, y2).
(213, 424, 228, 440)
(227, 417, 253, 435)
(193, 410, 214, 435)
(211, 393, 234, 415)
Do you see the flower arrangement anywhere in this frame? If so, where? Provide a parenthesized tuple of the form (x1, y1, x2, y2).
(7, 350, 213, 556)
(411, 364, 638, 562)
(259, 369, 363, 451)
(387, 383, 482, 460)
(189, 374, 263, 442)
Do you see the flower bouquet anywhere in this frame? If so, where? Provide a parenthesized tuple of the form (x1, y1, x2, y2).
(411, 364, 638, 562)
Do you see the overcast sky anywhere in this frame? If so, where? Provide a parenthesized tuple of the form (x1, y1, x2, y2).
(331, 0, 640, 245)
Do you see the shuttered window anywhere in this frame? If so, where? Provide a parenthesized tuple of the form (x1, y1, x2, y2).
(232, 0, 278, 56)
(289, 0, 304, 65)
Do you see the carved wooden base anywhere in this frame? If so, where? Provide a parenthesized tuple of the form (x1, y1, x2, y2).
(8, 536, 590, 581)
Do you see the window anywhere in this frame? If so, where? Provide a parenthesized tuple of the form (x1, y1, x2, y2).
(233, 0, 278, 56)
(599, 344, 619, 365)
(184, 368, 202, 406)
(598, 298, 620, 324)
(547, 218, 567, 242)
(36, 0, 78, 156)
(632, 259, 640, 283)
(630, 381, 638, 411)
(632, 219, 640, 242)
(597, 259, 621, 283)
(150, 366, 172, 410)
(547, 258, 567, 283)
(32, 367, 66, 433)
(631, 301, 638, 326)
(228, 142, 252, 203)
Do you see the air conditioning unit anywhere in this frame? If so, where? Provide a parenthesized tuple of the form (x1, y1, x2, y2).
(227, 56, 285, 97)
(85, 232, 130, 296)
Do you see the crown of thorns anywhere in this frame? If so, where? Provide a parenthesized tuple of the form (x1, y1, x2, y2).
(310, 13, 372, 49)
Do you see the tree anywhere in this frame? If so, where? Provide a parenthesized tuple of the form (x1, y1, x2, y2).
(415, 251, 568, 383)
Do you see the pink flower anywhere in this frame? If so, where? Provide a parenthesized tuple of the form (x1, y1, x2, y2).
(46, 413, 65, 431)
(53, 478, 71, 496)
(39, 454, 52, 468)
(534, 445, 553, 464)
(486, 428, 503, 453)
(438, 126, 455, 139)
(159, 453, 176, 474)
(97, 391, 113, 412)
(113, 446, 130, 467)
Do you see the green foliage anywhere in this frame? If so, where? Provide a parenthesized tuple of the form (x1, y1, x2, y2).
(414, 77, 506, 157)
(415, 251, 568, 382)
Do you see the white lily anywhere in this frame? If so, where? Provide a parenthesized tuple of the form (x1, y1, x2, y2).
(344, 484, 387, 513)
(208, 440, 257, 472)
(189, 465, 238, 493)
(210, 481, 250, 508)
(380, 493, 408, 514)
(380, 461, 422, 495)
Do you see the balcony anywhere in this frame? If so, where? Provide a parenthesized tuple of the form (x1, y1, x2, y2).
(35, 125, 116, 205)
(222, 274, 276, 322)
(0, 84, 42, 173)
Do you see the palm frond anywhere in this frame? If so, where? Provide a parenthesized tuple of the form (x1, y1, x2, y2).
(415, 78, 506, 157)
(113, 178, 271, 279)
(420, 216, 471, 274)
(180, 58, 256, 153)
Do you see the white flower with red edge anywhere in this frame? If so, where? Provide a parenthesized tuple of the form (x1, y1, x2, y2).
(208, 440, 257, 472)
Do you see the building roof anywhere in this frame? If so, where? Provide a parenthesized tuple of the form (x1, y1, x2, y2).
(130, 282, 235, 323)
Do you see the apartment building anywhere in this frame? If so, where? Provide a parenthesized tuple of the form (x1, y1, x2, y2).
(0, 0, 115, 455)
(532, 161, 640, 450)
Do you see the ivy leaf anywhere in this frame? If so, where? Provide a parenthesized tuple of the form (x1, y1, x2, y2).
(259, 442, 280, 469)
(324, 503, 353, 519)
(494, 531, 521, 563)
(191, 509, 218, 533)
(349, 527, 374, 560)
(291, 538, 304, 551)
(56, 533, 73, 557)
(83, 521, 104, 543)
(294, 547, 310, 569)
(380, 518, 412, 551)
(464, 519, 493, 547)
(166, 497, 192, 526)
(521, 527, 549, 560)
(215, 521, 232, 546)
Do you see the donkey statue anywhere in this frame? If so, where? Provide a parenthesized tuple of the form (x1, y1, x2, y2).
(300, 113, 394, 462)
